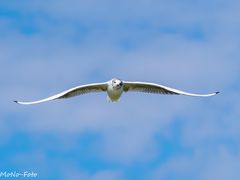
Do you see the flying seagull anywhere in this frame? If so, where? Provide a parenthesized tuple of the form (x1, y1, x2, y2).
(14, 78, 219, 105)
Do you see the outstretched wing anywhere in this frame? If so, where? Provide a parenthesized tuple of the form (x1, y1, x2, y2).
(123, 81, 219, 97)
(15, 82, 108, 105)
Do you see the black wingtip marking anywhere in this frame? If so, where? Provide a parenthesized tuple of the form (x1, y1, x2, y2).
(14, 100, 18, 104)
(216, 92, 220, 94)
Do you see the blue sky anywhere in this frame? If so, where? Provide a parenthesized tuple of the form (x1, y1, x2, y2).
(1, 0, 240, 179)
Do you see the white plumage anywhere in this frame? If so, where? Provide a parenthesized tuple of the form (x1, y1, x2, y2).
(15, 78, 219, 105)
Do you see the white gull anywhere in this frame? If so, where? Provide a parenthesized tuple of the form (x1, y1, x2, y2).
(15, 78, 219, 105)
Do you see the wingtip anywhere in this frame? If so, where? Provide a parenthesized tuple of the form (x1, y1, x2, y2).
(216, 92, 220, 95)
(14, 100, 19, 104)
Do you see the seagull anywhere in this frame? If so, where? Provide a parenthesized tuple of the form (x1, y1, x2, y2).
(14, 78, 219, 105)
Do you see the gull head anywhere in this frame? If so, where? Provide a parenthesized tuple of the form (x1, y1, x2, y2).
(111, 78, 123, 90)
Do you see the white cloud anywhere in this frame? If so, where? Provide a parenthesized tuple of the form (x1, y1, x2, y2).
(151, 147, 240, 180)
(64, 167, 124, 180)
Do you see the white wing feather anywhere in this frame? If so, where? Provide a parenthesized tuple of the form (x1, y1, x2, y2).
(15, 82, 108, 105)
(123, 81, 219, 97)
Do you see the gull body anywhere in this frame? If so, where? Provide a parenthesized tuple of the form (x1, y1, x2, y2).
(14, 78, 219, 105)
(107, 78, 124, 102)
